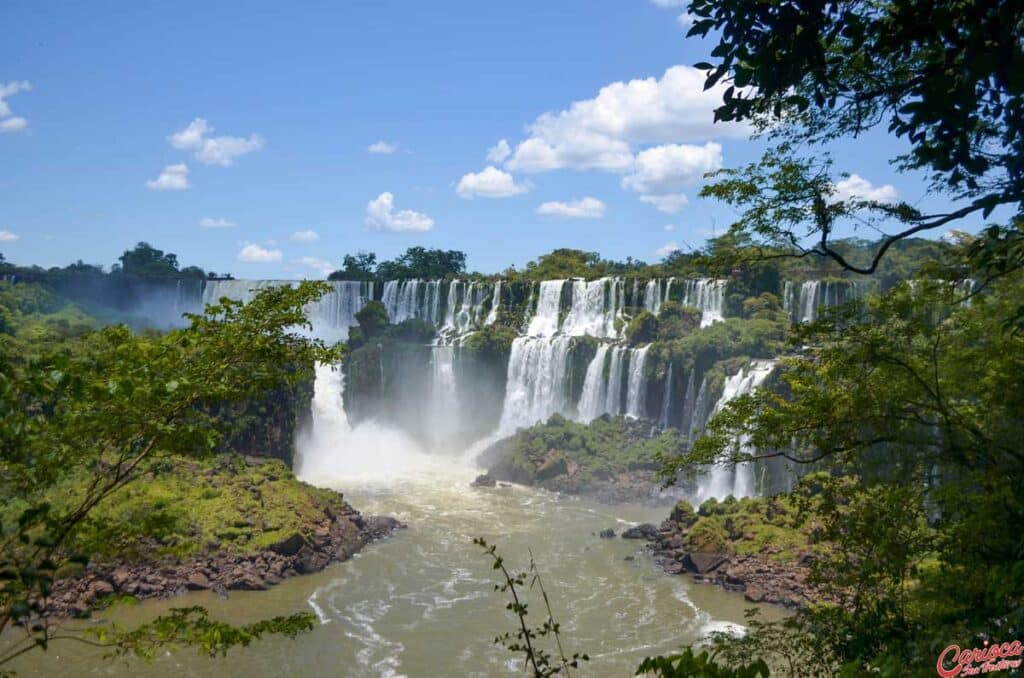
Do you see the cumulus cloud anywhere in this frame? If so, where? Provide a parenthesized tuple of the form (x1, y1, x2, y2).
(536, 197, 606, 219)
(650, 0, 686, 6)
(295, 256, 335, 276)
(655, 241, 681, 258)
(368, 140, 398, 154)
(290, 229, 320, 242)
(0, 230, 19, 242)
(622, 142, 722, 194)
(486, 139, 512, 164)
(677, 12, 696, 28)
(237, 243, 282, 263)
(199, 217, 235, 228)
(456, 166, 530, 198)
(505, 65, 746, 174)
(365, 192, 434, 232)
(664, 224, 676, 232)
(168, 118, 263, 166)
(640, 194, 690, 213)
(0, 81, 31, 133)
(833, 174, 898, 203)
(0, 117, 28, 134)
(146, 163, 189, 190)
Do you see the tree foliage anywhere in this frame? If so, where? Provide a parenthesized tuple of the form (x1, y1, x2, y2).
(0, 282, 340, 668)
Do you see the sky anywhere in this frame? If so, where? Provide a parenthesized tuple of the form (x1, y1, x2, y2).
(0, 0, 964, 278)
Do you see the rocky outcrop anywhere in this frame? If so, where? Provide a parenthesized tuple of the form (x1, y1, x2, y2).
(643, 505, 829, 609)
(48, 504, 404, 619)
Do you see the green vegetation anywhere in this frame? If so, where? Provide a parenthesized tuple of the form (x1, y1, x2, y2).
(0, 280, 340, 668)
(67, 456, 347, 562)
(483, 414, 684, 486)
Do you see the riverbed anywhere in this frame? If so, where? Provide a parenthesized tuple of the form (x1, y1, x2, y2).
(6, 456, 783, 677)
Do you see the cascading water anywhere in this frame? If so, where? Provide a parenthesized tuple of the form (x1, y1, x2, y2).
(658, 363, 674, 428)
(496, 336, 573, 433)
(680, 279, 726, 328)
(625, 346, 650, 419)
(526, 280, 565, 337)
(604, 346, 627, 416)
(694, 360, 776, 502)
(562, 278, 623, 338)
(578, 344, 610, 423)
(484, 280, 502, 325)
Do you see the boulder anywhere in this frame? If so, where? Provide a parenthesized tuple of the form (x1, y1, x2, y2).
(599, 528, 616, 539)
(186, 571, 212, 590)
(268, 533, 306, 557)
(684, 552, 728, 574)
(621, 523, 658, 540)
(471, 474, 496, 488)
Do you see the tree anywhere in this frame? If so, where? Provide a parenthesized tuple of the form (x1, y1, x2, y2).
(114, 242, 181, 277)
(328, 251, 378, 281)
(0, 282, 341, 667)
(687, 0, 1024, 275)
(374, 247, 466, 280)
(522, 249, 602, 280)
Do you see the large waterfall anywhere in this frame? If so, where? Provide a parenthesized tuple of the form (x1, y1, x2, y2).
(782, 280, 873, 323)
(497, 336, 573, 433)
(694, 360, 776, 502)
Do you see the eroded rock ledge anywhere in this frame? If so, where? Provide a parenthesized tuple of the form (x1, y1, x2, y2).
(49, 502, 403, 619)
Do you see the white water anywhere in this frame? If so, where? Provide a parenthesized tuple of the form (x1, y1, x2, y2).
(695, 360, 776, 502)
(526, 280, 565, 337)
(496, 336, 573, 434)
(679, 279, 726, 328)
(625, 346, 650, 419)
(578, 344, 610, 423)
(782, 279, 873, 323)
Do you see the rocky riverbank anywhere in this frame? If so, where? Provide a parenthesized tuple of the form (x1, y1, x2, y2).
(631, 497, 832, 609)
(47, 456, 404, 619)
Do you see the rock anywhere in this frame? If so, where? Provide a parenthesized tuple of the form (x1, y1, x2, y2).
(226, 569, 267, 591)
(684, 552, 729, 575)
(363, 515, 404, 539)
(621, 523, 658, 540)
(498, 482, 511, 488)
(664, 561, 684, 575)
(186, 571, 211, 590)
(471, 474, 496, 488)
(111, 567, 132, 589)
(87, 580, 114, 599)
(269, 533, 306, 557)
(623, 555, 635, 562)
(744, 585, 767, 603)
(599, 528, 616, 539)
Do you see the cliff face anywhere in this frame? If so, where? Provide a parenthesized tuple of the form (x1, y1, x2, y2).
(215, 364, 315, 466)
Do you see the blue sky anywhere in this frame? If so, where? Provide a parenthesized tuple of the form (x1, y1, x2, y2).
(0, 0, 963, 278)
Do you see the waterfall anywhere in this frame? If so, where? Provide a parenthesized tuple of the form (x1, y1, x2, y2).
(526, 280, 565, 337)
(680, 279, 726, 327)
(381, 279, 426, 323)
(562, 278, 622, 338)
(695, 360, 775, 502)
(658, 363, 673, 428)
(428, 345, 459, 448)
(578, 344, 610, 423)
(625, 346, 650, 419)
(497, 336, 573, 433)
(785, 279, 874, 323)
(644, 280, 662, 314)
(679, 370, 700, 443)
(604, 346, 627, 415)
(484, 280, 502, 325)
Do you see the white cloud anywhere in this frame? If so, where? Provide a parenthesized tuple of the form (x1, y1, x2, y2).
(0, 230, 19, 242)
(237, 243, 282, 263)
(167, 118, 263, 166)
(456, 166, 530, 198)
(0, 117, 28, 134)
(146, 163, 189, 190)
(536, 197, 606, 219)
(486, 139, 511, 164)
(290, 229, 320, 242)
(505, 65, 746, 173)
(677, 12, 696, 28)
(365, 192, 434, 232)
(640, 194, 690, 213)
(622, 142, 722, 194)
(655, 241, 681, 258)
(650, 0, 686, 6)
(199, 217, 235, 228)
(664, 224, 676, 232)
(295, 256, 335, 276)
(833, 174, 898, 203)
(368, 140, 398, 154)
(0, 81, 31, 133)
